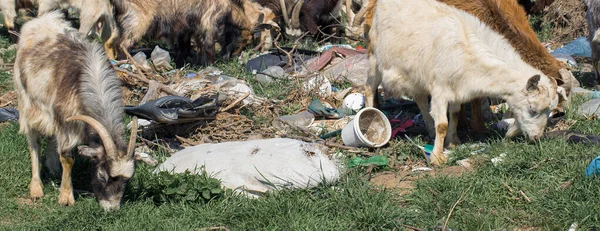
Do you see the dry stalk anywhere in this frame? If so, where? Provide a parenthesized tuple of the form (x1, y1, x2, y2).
(113, 67, 183, 97)
(219, 92, 250, 112)
(442, 184, 472, 231)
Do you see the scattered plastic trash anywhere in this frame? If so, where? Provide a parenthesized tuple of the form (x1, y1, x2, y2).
(185, 72, 197, 78)
(0, 108, 18, 122)
(341, 107, 392, 148)
(308, 116, 354, 135)
(150, 45, 173, 71)
(550, 37, 591, 58)
(412, 167, 433, 172)
(390, 117, 414, 138)
(342, 93, 366, 113)
(347, 155, 388, 168)
(127, 119, 151, 129)
(316, 44, 354, 52)
(307, 99, 344, 119)
(279, 111, 315, 127)
(491, 153, 507, 166)
(124, 95, 218, 124)
(304, 75, 333, 96)
(133, 52, 151, 70)
(155, 138, 342, 197)
(245, 48, 318, 74)
(321, 53, 369, 86)
(571, 87, 600, 99)
(586, 156, 600, 177)
(545, 130, 600, 147)
(577, 98, 600, 118)
(568, 223, 578, 231)
(404, 134, 451, 160)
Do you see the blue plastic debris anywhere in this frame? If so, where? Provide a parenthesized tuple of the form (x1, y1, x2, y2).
(585, 156, 600, 177)
(550, 37, 591, 58)
(185, 72, 197, 78)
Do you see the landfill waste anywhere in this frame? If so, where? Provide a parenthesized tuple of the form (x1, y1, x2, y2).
(155, 138, 342, 197)
(279, 111, 315, 127)
(342, 93, 366, 113)
(0, 108, 18, 122)
(133, 52, 151, 70)
(150, 45, 173, 71)
(347, 155, 388, 168)
(245, 48, 318, 74)
(341, 107, 392, 148)
(577, 98, 600, 118)
(571, 87, 600, 99)
(491, 153, 507, 166)
(586, 156, 600, 177)
(255, 65, 289, 84)
(304, 75, 333, 96)
(124, 95, 218, 124)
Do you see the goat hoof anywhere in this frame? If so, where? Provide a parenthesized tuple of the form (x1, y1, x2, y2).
(29, 180, 44, 199)
(445, 136, 462, 148)
(58, 192, 75, 206)
(429, 152, 447, 166)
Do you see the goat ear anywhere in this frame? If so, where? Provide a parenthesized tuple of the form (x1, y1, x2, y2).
(526, 74, 541, 92)
(78, 145, 104, 159)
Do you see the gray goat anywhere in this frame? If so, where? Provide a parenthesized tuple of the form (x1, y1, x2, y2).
(14, 11, 136, 211)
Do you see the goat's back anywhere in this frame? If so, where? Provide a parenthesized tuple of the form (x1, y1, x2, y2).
(14, 11, 124, 139)
(371, 0, 543, 100)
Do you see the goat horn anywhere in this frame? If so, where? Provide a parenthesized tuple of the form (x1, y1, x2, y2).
(280, 0, 291, 25)
(291, 0, 305, 29)
(66, 115, 117, 158)
(126, 117, 138, 158)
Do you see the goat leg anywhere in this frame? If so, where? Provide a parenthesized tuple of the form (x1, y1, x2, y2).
(470, 98, 489, 133)
(445, 102, 462, 148)
(57, 153, 75, 206)
(27, 131, 44, 199)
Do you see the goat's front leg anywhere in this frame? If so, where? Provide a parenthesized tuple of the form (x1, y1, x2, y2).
(44, 136, 61, 177)
(27, 131, 44, 199)
(364, 54, 381, 108)
(445, 102, 462, 148)
(429, 96, 449, 166)
(57, 151, 75, 206)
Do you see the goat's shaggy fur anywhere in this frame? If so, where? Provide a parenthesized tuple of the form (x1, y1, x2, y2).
(111, 0, 252, 67)
(14, 11, 134, 211)
(367, 0, 557, 165)
(364, 0, 576, 133)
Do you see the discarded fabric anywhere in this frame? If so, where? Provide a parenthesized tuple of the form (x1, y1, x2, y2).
(155, 138, 342, 197)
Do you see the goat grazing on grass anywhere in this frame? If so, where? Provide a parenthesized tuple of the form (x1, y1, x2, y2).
(364, 0, 577, 134)
(110, 0, 253, 67)
(14, 11, 136, 211)
(367, 0, 557, 165)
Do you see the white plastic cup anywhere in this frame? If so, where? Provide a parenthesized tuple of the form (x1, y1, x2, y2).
(341, 107, 392, 147)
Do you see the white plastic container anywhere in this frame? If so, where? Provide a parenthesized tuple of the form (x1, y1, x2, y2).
(341, 107, 391, 147)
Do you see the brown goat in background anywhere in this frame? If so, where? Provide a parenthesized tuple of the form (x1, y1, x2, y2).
(110, 0, 252, 67)
(14, 11, 136, 211)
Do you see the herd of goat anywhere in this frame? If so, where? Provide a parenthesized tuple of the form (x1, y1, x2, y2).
(5, 0, 600, 211)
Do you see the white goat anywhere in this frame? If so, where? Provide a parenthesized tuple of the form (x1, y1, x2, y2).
(365, 0, 558, 165)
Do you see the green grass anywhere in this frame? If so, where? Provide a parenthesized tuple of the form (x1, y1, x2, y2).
(3, 14, 600, 231)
